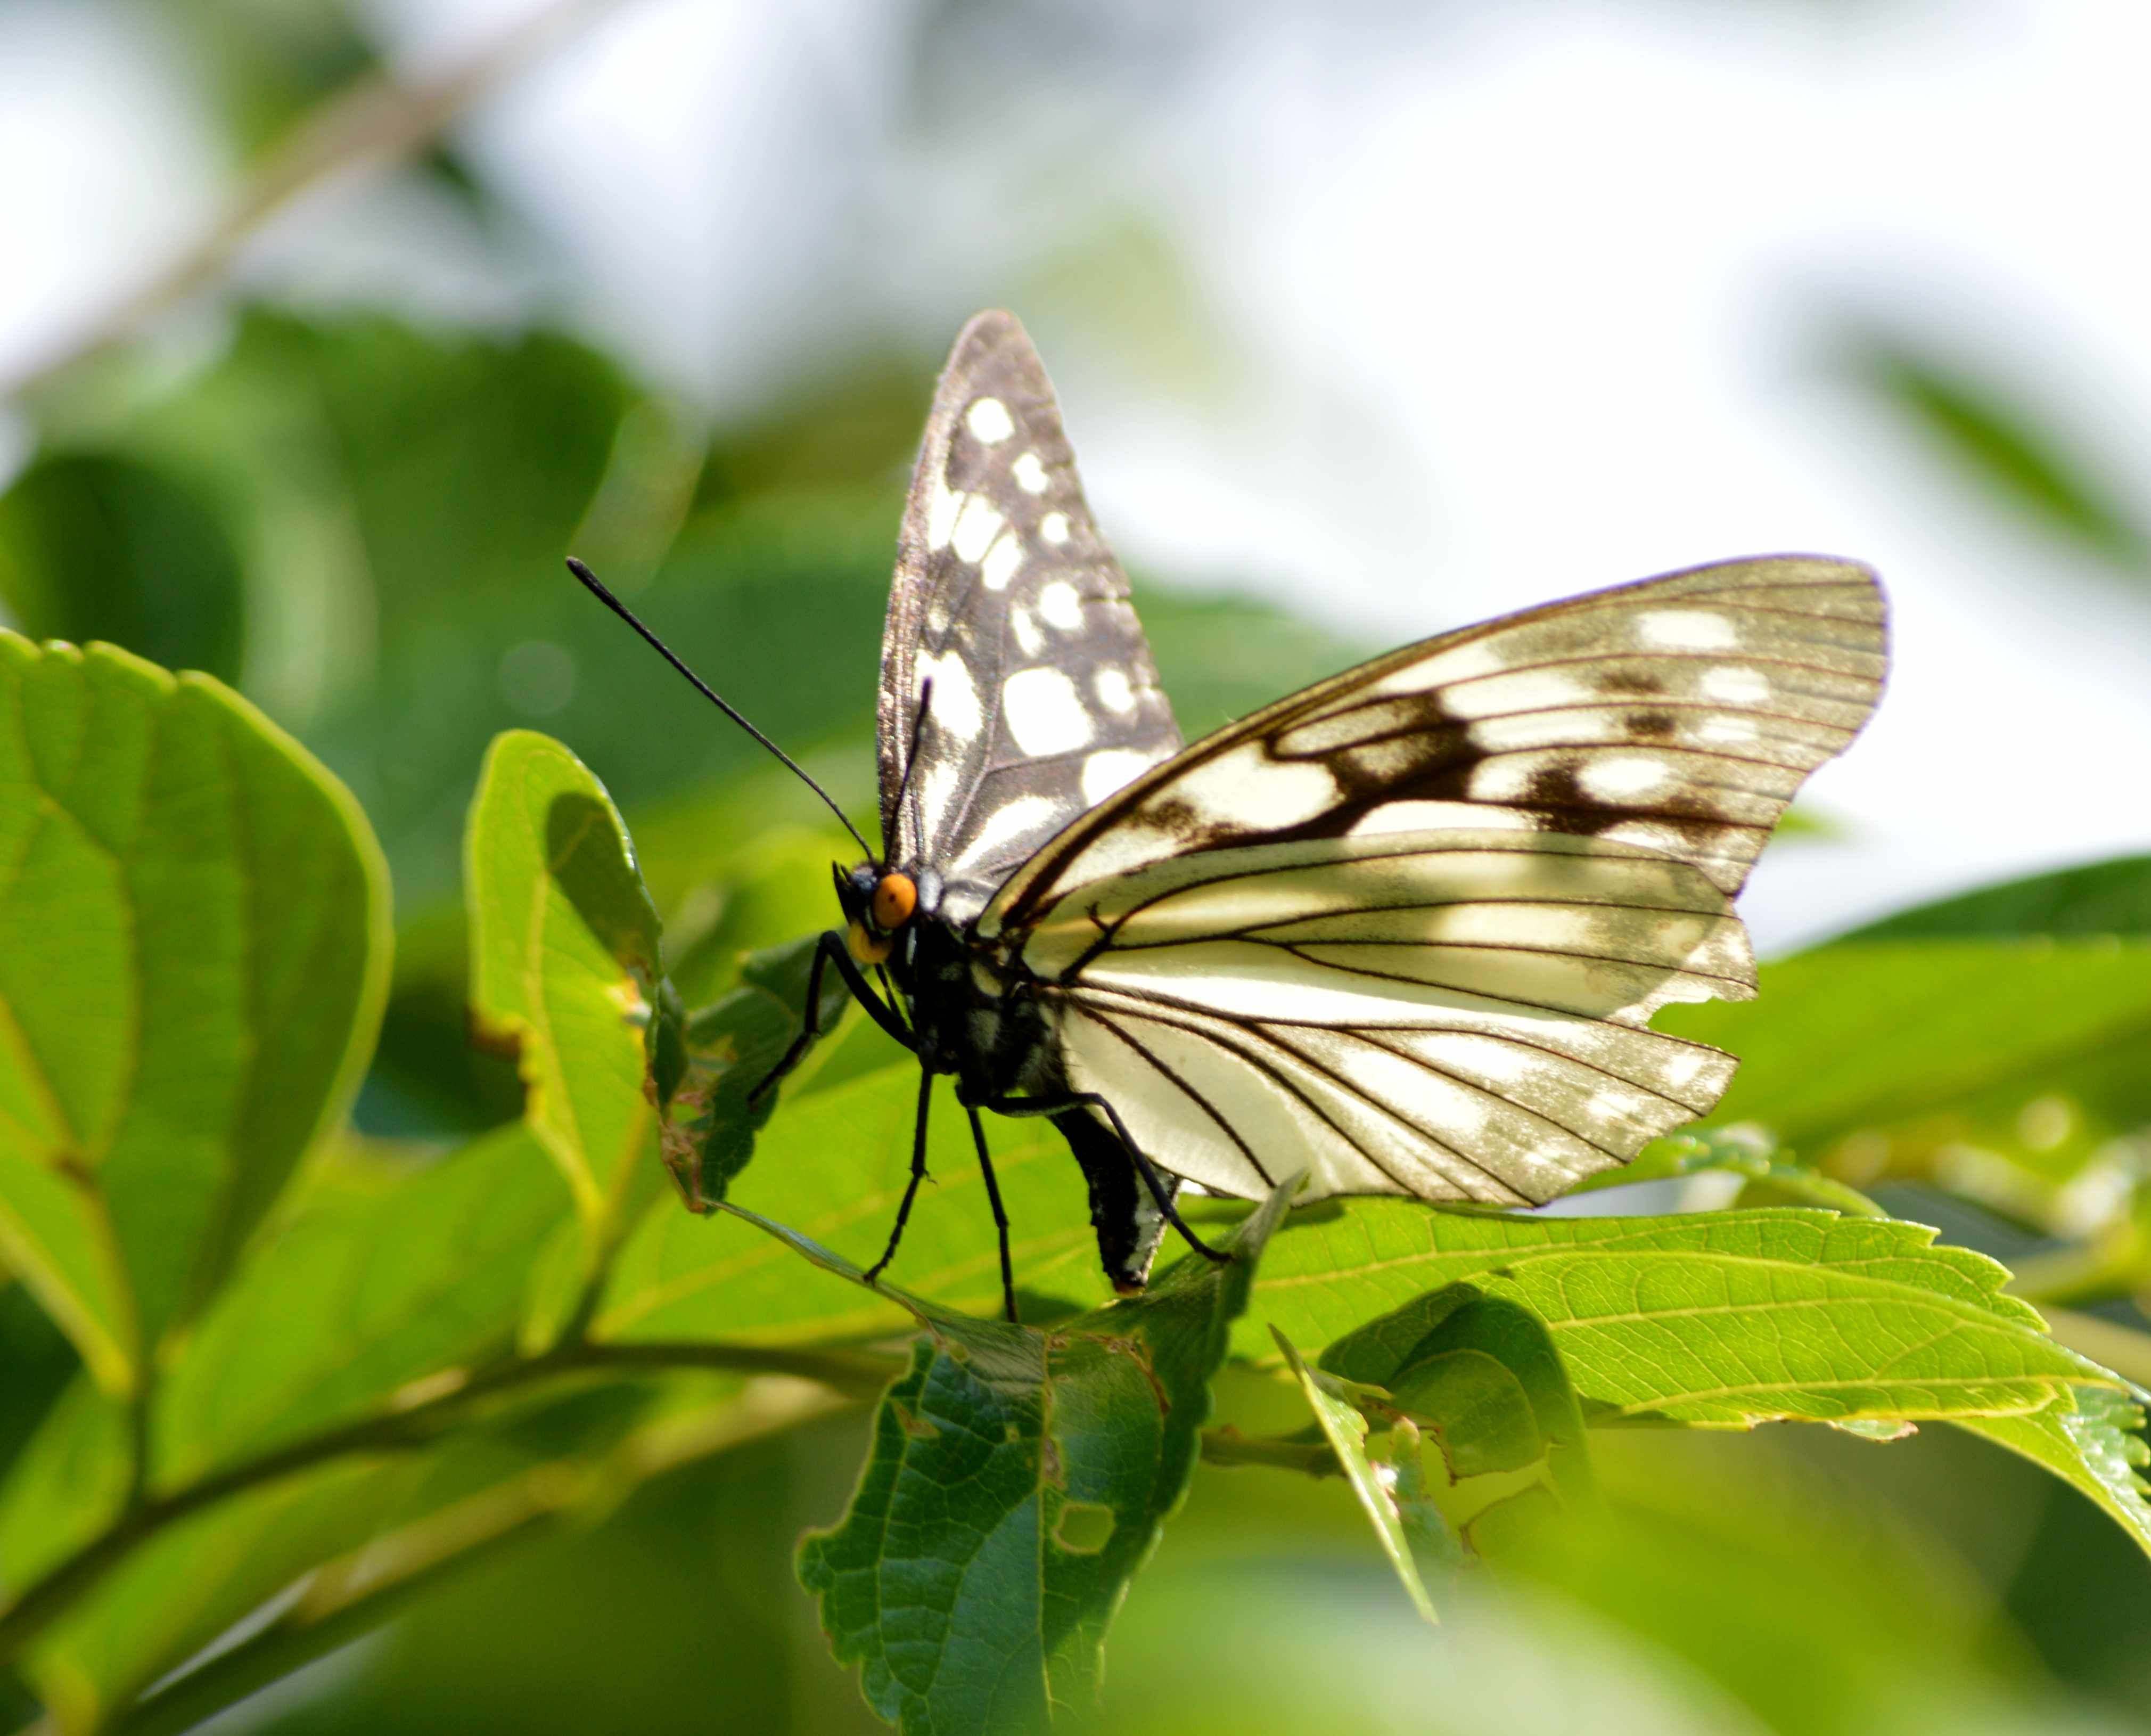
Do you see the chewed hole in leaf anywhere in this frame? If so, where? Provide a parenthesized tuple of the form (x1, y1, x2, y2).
(1053, 1500, 1116, 1554)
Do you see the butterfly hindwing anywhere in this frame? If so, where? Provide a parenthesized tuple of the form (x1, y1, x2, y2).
(879, 310, 1179, 921)
(981, 555, 1886, 1206)
(1035, 829, 1750, 1205)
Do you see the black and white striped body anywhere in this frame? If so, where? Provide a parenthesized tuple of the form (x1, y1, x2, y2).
(884, 870, 1176, 1291)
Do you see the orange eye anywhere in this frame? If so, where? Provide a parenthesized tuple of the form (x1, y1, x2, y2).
(872, 872, 917, 930)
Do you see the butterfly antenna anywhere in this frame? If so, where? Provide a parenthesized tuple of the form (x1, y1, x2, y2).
(566, 557, 875, 859)
(888, 676, 933, 834)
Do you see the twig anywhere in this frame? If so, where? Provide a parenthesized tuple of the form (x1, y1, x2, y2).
(107, 1378, 852, 1736)
(0, 1336, 899, 1667)
(1199, 1426, 1340, 1477)
(2, 0, 638, 400)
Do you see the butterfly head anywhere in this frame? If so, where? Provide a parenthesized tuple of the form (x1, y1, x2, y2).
(836, 861, 918, 964)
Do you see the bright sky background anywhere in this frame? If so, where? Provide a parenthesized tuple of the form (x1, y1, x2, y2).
(4, 0, 2148, 949)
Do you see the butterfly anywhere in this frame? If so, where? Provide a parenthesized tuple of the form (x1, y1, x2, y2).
(574, 310, 1887, 1323)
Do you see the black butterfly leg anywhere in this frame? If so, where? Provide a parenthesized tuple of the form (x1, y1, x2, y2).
(975, 1090, 1232, 1265)
(750, 929, 915, 1106)
(965, 1103, 1019, 1323)
(865, 1066, 936, 1286)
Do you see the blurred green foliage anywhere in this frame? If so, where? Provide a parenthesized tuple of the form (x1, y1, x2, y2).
(1844, 330, 2151, 572)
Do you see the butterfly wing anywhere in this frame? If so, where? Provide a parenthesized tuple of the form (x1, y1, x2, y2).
(984, 554, 1886, 1204)
(879, 310, 1180, 922)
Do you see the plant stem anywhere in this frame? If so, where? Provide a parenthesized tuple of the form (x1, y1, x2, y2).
(1199, 1427, 1340, 1476)
(2, 0, 635, 399)
(108, 1378, 852, 1736)
(0, 1338, 899, 1668)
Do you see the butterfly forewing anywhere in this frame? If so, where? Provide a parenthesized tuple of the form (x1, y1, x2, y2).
(981, 555, 1886, 1206)
(879, 310, 1179, 921)
(983, 554, 1885, 927)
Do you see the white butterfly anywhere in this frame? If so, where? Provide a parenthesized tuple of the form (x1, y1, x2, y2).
(589, 309, 1888, 1321)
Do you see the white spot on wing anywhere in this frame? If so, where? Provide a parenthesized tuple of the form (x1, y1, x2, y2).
(1094, 668, 1135, 714)
(951, 495, 1004, 563)
(1011, 604, 1045, 656)
(981, 533, 1024, 591)
(926, 478, 962, 550)
(1012, 451, 1049, 494)
(918, 760, 960, 838)
(1171, 743, 1337, 829)
(1040, 512, 1071, 545)
(1349, 800, 1534, 836)
(1580, 756, 1670, 800)
(1697, 714, 1759, 745)
(966, 397, 1014, 443)
(1376, 639, 1501, 692)
(916, 650, 982, 739)
(1003, 667, 1095, 754)
(1638, 610, 1738, 651)
(1702, 665, 1770, 703)
(1468, 760, 1537, 802)
(953, 793, 1062, 867)
(1038, 581, 1083, 630)
(1083, 749, 1154, 805)
(1444, 668, 1591, 718)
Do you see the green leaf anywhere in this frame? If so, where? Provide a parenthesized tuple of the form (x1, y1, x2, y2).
(0, 634, 391, 1386)
(789, 1182, 1295, 1736)
(654, 937, 850, 1210)
(1324, 1284, 1595, 1504)
(1657, 940, 2151, 1150)
(464, 731, 663, 1272)
(1577, 1127, 1886, 1216)
(1270, 1324, 1440, 1626)
(1956, 1384, 2151, 1558)
(0, 454, 246, 684)
(1249, 1205, 2112, 1427)
(1843, 331, 2150, 567)
(17, 1373, 782, 1731)
(594, 1064, 1107, 1349)
(151, 1125, 575, 1484)
(0, 1377, 130, 1598)
(1838, 851, 2151, 940)
(0, 1284, 76, 1486)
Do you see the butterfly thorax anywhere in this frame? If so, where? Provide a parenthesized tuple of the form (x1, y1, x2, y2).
(892, 919, 1058, 1100)
(837, 854, 1060, 1101)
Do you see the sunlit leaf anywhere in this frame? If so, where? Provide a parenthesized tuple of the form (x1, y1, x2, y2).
(789, 1182, 1294, 1735)
(593, 1063, 1105, 1348)
(1957, 1384, 2151, 1560)
(0, 634, 390, 1385)
(1580, 1127, 1886, 1216)
(1840, 851, 2151, 940)
(1660, 940, 2151, 1151)
(1271, 1323, 1440, 1625)
(152, 1126, 574, 1483)
(1324, 1284, 1595, 1505)
(1249, 1205, 2112, 1427)
(464, 730, 663, 1276)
